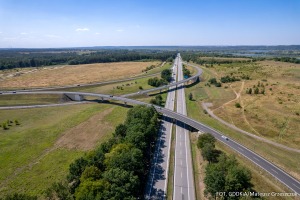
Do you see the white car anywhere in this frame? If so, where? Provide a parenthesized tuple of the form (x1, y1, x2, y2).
(221, 135, 229, 140)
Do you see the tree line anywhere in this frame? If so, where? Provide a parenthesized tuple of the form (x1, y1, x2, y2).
(0, 49, 176, 70)
(197, 133, 254, 199)
(148, 69, 172, 87)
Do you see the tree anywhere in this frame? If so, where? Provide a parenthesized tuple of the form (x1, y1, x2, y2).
(161, 69, 172, 82)
(254, 87, 259, 94)
(75, 179, 109, 200)
(102, 168, 139, 199)
(67, 157, 88, 193)
(201, 143, 217, 163)
(104, 143, 144, 174)
(114, 124, 127, 138)
(248, 88, 252, 94)
(188, 93, 193, 101)
(197, 133, 216, 149)
(80, 166, 101, 182)
(204, 164, 225, 198)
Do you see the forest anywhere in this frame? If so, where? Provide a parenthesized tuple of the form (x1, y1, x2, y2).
(0, 49, 175, 70)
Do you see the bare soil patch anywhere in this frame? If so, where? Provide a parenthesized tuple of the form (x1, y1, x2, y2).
(55, 107, 114, 150)
(0, 61, 160, 88)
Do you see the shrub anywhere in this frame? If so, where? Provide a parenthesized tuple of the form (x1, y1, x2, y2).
(235, 103, 242, 108)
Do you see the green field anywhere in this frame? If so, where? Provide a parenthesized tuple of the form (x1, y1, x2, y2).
(0, 103, 129, 197)
(0, 94, 64, 106)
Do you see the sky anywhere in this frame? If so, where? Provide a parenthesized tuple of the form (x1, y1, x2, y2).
(0, 0, 299, 48)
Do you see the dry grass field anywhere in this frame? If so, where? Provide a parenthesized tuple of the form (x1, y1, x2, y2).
(0, 61, 160, 89)
(208, 60, 300, 149)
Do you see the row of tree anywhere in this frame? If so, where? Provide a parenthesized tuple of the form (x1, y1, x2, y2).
(197, 133, 253, 199)
(0, 49, 176, 70)
(220, 75, 240, 83)
(273, 57, 300, 64)
(148, 69, 172, 87)
(64, 105, 159, 199)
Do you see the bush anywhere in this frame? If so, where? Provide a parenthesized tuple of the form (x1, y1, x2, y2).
(15, 119, 20, 125)
(235, 103, 241, 108)
(2, 122, 8, 130)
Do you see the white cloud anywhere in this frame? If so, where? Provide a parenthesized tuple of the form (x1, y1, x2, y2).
(116, 29, 124, 32)
(95, 32, 101, 35)
(20, 32, 28, 35)
(76, 28, 90, 32)
(0, 32, 2, 34)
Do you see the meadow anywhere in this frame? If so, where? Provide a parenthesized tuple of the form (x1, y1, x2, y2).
(0, 61, 160, 89)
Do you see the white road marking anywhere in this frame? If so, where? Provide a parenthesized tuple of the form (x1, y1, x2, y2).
(238, 147, 244, 151)
(293, 183, 300, 190)
(271, 168, 279, 174)
(253, 156, 259, 161)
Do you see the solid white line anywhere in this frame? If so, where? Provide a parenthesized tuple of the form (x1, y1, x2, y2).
(238, 147, 244, 151)
(271, 168, 279, 174)
(293, 183, 300, 190)
(253, 156, 259, 161)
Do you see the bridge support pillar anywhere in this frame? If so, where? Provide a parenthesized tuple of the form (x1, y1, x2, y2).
(64, 94, 84, 101)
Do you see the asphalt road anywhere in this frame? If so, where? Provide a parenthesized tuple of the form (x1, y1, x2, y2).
(174, 54, 195, 200)
(145, 59, 177, 199)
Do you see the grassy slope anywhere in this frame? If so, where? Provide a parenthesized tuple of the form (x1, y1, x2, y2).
(0, 94, 64, 106)
(0, 104, 129, 197)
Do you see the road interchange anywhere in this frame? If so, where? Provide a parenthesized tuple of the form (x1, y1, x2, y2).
(0, 58, 300, 196)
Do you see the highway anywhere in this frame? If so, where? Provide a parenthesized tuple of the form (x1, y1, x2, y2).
(174, 54, 195, 200)
(145, 59, 177, 199)
(1, 90, 300, 195)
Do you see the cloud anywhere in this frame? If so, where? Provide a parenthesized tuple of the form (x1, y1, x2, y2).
(95, 32, 101, 35)
(76, 28, 90, 32)
(20, 32, 28, 35)
(0, 32, 2, 34)
(116, 29, 124, 32)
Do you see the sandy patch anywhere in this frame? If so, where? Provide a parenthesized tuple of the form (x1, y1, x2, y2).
(55, 108, 114, 150)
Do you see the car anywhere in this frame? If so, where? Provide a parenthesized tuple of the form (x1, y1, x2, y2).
(12, 91, 16, 93)
(110, 95, 113, 97)
(221, 135, 229, 140)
